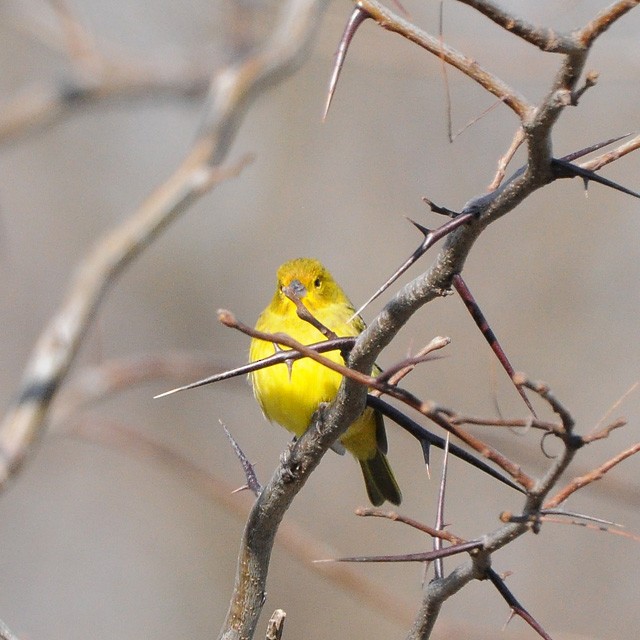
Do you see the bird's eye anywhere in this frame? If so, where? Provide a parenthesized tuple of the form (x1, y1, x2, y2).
(314, 277, 322, 288)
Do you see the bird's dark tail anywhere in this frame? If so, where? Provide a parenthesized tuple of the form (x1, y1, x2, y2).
(359, 450, 402, 506)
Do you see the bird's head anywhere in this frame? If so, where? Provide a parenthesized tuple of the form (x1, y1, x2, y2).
(274, 258, 349, 314)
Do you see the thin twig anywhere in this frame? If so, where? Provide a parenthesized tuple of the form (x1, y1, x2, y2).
(545, 442, 640, 509)
(433, 434, 450, 580)
(354, 0, 532, 118)
(221, 421, 263, 497)
(355, 507, 466, 545)
(220, 309, 535, 490)
(489, 127, 524, 190)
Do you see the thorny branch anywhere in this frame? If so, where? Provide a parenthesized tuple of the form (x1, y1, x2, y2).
(315, 3, 640, 640)
(217, 309, 535, 490)
(1, 1, 639, 640)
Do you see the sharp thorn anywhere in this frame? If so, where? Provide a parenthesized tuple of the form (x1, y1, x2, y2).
(560, 133, 632, 162)
(408, 217, 432, 236)
(323, 6, 370, 122)
(552, 158, 640, 199)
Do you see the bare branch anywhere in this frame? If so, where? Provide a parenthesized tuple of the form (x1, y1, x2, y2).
(545, 441, 640, 509)
(220, 309, 534, 490)
(355, 507, 466, 546)
(578, 0, 640, 46)
(457, 0, 576, 53)
(541, 516, 640, 544)
(354, 0, 532, 118)
(283, 285, 338, 340)
(580, 133, 640, 173)
(0, 156, 249, 488)
(371, 336, 450, 389)
(489, 127, 524, 190)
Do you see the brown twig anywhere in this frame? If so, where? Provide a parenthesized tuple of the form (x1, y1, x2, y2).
(219, 308, 535, 490)
(540, 516, 640, 544)
(371, 336, 450, 389)
(355, 507, 466, 546)
(591, 380, 638, 435)
(579, 0, 640, 46)
(352, 0, 532, 119)
(488, 127, 525, 190)
(582, 418, 627, 444)
(544, 441, 640, 509)
(283, 285, 338, 340)
(580, 133, 640, 173)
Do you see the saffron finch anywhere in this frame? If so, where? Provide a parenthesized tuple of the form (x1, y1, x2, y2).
(249, 258, 401, 506)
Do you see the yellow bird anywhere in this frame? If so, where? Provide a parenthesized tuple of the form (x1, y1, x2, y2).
(249, 258, 401, 506)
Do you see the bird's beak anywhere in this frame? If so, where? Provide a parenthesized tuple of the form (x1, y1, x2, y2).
(283, 278, 307, 300)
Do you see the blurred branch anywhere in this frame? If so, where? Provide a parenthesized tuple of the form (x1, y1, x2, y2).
(0, 1, 211, 143)
(54, 350, 234, 419)
(49, 346, 413, 626)
(58, 413, 413, 627)
(0, 618, 19, 640)
(0, 0, 327, 500)
(0, 155, 249, 488)
(355, 507, 466, 545)
(0, 71, 209, 143)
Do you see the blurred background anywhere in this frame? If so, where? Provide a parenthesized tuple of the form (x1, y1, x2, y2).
(0, 1, 639, 638)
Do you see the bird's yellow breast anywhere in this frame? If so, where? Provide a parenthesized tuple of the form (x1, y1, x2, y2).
(249, 301, 358, 437)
